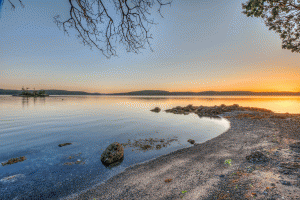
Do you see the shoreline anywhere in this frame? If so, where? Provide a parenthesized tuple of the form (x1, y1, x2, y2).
(65, 106, 300, 200)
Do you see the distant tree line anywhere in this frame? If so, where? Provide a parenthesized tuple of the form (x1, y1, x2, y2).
(21, 87, 47, 96)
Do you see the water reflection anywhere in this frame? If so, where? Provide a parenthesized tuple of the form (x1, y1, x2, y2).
(2, 95, 300, 114)
(0, 95, 231, 199)
(21, 97, 46, 108)
(21, 97, 29, 108)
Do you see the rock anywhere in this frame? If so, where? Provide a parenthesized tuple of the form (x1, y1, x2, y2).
(101, 142, 124, 166)
(187, 139, 195, 144)
(165, 178, 172, 183)
(280, 162, 300, 169)
(150, 107, 161, 113)
(280, 180, 291, 186)
(290, 142, 300, 149)
(58, 143, 72, 147)
(246, 151, 269, 163)
(141, 144, 152, 150)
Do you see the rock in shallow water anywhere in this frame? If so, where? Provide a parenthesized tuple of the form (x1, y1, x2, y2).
(187, 139, 195, 144)
(150, 107, 161, 113)
(1, 156, 27, 166)
(58, 143, 72, 147)
(101, 142, 124, 166)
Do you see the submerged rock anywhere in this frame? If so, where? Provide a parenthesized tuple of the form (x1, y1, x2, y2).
(121, 137, 178, 152)
(1, 156, 27, 166)
(150, 107, 161, 113)
(246, 151, 269, 163)
(101, 142, 124, 166)
(58, 143, 72, 147)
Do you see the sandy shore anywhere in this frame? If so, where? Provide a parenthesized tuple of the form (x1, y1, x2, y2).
(65, 107, 300, 200)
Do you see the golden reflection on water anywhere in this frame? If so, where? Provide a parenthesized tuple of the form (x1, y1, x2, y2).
(0, 95, 299, 114)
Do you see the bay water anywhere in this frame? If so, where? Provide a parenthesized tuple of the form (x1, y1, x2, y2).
(0, 95, 299, 199)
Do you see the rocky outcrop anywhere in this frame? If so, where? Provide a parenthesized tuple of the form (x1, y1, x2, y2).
(101, 142, 124, 166)
(165, 104, 274, 119)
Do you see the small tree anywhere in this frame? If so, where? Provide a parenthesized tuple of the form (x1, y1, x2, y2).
(33, 88, 37, 96)
(38, 90, 46, 96)
(21, 86, 26, 95)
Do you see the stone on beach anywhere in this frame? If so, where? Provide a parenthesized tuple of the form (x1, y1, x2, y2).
(101, 142, 124, 166)
(187, 139, 195, 144)
(246, 151, 269, 163)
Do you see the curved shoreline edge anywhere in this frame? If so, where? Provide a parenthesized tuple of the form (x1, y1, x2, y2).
(64, 107, 300, 200)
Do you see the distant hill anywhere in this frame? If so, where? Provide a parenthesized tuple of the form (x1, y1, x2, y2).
(1, 89, 300, 96)
(0, 89, 102, 96)
(111, 90, 300, 96)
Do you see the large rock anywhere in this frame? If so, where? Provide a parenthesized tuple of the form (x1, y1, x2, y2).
(101, 142, 124, 166)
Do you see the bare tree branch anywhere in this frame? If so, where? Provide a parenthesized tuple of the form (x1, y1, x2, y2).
(4, 0, 171, 58)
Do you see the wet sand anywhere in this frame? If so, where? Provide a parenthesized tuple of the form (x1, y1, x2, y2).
(64, 107, 300, 200)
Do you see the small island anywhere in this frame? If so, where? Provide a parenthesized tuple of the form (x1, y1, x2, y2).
(12, 87, 49, 97)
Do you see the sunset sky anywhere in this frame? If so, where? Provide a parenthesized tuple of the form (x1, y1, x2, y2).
(1, 0, 300, 93)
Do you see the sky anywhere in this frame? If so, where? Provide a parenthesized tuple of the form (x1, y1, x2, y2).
(0, 0, 300, 93)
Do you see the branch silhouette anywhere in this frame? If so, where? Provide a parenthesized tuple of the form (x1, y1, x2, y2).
(3, 0, 172, 58)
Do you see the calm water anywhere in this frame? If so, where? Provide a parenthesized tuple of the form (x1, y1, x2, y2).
(0, 95, 299, 199)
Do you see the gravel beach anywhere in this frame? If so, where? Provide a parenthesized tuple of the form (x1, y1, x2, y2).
(65, 106, 300, 200)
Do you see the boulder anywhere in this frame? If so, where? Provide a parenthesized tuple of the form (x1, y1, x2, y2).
(246, 151, 269, 163)
(101, 142, 124, 166)
(150, 107, 161, 113)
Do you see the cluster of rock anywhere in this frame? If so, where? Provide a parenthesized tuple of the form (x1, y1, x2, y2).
(122, 137, 178, 151)
(1, 156, 27, 166)
(150, 104, 278, 119)
(165, 104, 244, 118)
